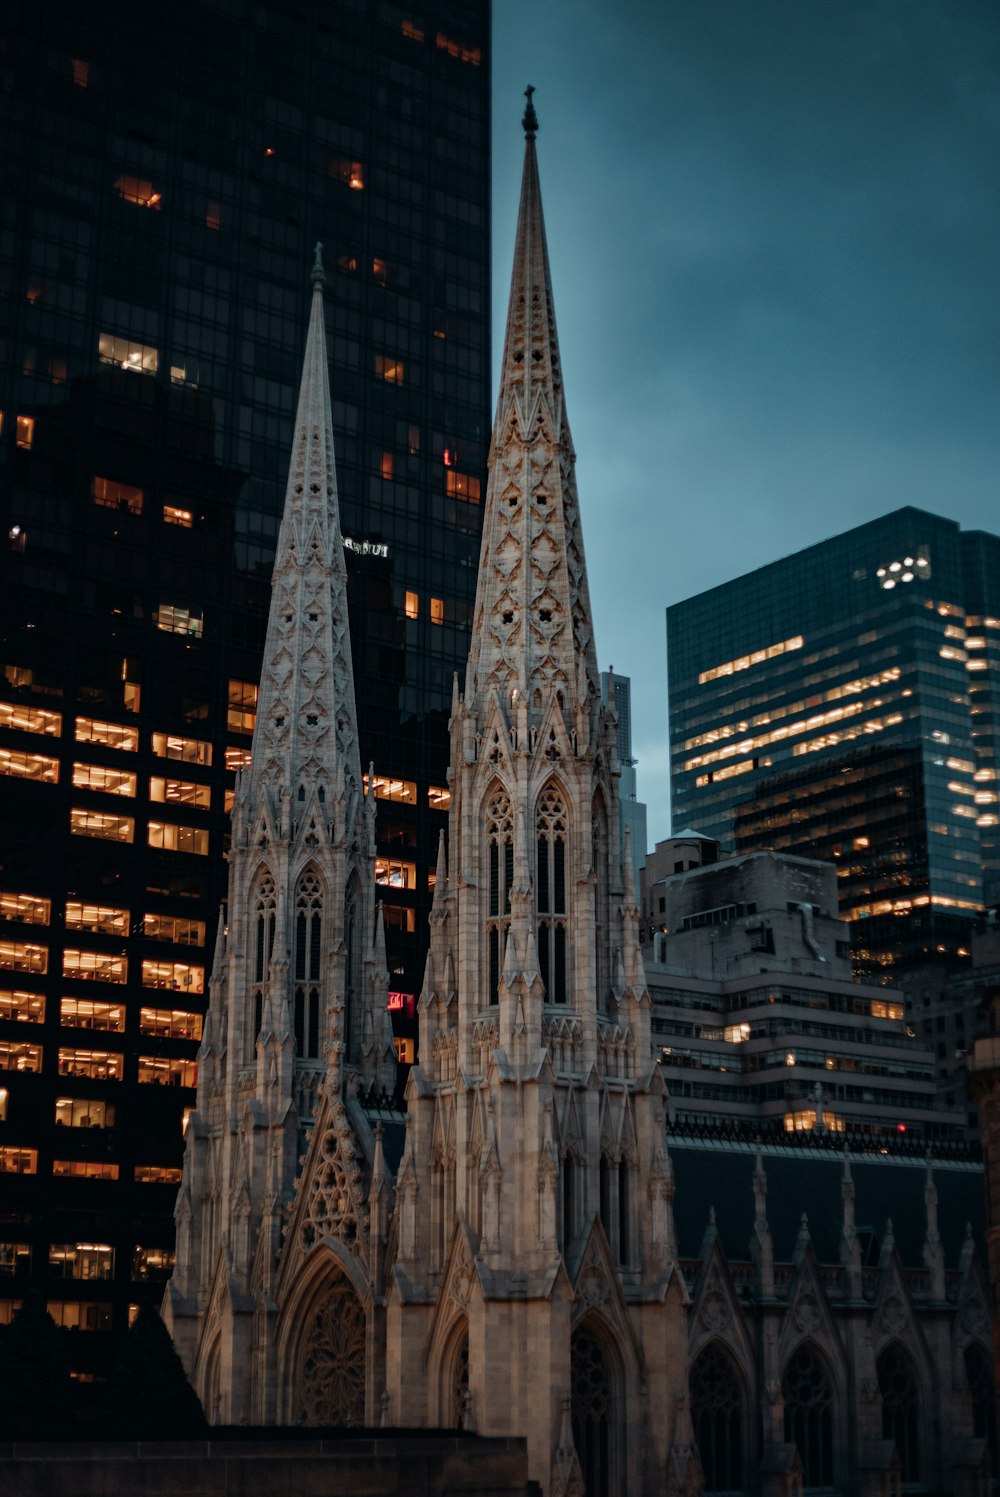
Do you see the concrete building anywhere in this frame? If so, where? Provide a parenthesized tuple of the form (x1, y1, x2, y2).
(642, 844, 964, 1144)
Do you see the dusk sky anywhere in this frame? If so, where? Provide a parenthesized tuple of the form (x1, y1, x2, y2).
(490, 1, 1000, 843)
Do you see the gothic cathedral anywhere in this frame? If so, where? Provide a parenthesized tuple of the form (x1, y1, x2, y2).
(165, 100, 694, 1496)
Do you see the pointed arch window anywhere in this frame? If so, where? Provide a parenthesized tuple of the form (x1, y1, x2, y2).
(876, 1342, 920, 1483)
(690, 1342, 745, 1494)
(536, 784, 568, 1004)
(294, 870, 323, 1059)
(782, 1343, 833, 1488)
(592, 795, 610, 1010)
(485, 785, 513, 1006)
(251, 873, 276, 1059)
(571, 1324, 616, 1497)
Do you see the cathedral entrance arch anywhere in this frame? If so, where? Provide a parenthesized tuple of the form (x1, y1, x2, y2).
(571, 1321, 620, 1497)
(294, 1268, 366, 1426)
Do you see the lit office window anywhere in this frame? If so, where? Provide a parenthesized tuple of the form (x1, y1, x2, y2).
(49, 1243, 115, 1279)
(155, 603, 203, 638)
(0, 892, 50, 925)
(163, 504, 193, 527)
(147, 821, 209, 856)
(15, 415, 35, 450)
(435, 32, 481, 63)
(92, 476, 143, 515)
(57, 1049, 124, 1081)
(149, 776, 210, 810)
(0, 1042, 42, 1073)
(137, 1056, 197, 1087)
(363, 773, 417, 804)
(54, 1098, 116, 1130)
(375, 858, 417, 890)
(139, 1008, 203, 1041)
(0, 991, 44, 1024)
(329, 156, 364, 189)
(142, 913, 205, 947)
(405, 591, 419, 619)
(50, 1165, 119, 1185)
(428, 785, 451, 810)
(114, 175, 161, 208)
(0, 941, 47, 974)
(225, 746, 252, 772)
(152, 732, 211, 765)
(0, 702, 61, 735)
(59, 998, 125, 1032)
(70, 808, 134, 843)
(0, 749, 58, 782)
(98, 332, 158, 374)
(72, 763, 137, 797)
(0, 1148, 37, 1175)
(134, 1165, 183, 1184)
(375, 355, 404, 385)
(62, 950, 127, 984)
(75, 718, 138, 751)
(227, 680, 258, 734)
(141, 959, 204, 994)
(430, 597, 444, 626)
(64, 902, 129, 936)
(445, 469, 481, 503)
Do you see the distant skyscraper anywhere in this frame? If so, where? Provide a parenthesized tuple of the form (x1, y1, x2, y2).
(600, 670, 647, 878)
(667, 508, 999, 975)
(0, 0, 489, 1375)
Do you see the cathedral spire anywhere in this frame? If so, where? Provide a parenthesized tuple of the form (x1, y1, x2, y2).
(465, 94, 600, 720)
(243, 242, 361, 810)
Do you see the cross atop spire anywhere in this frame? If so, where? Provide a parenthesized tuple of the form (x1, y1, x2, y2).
(522, 84, 538, 138)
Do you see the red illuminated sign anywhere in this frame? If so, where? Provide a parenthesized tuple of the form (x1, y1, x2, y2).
(387, 991, 415, 1017)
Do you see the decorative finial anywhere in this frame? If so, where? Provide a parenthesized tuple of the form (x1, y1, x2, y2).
(522, 85, 538, 139)
(311, 241, 325, 287)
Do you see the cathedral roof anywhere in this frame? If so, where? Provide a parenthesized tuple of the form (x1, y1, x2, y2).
(243, 244, 360, 805)
(465, 92, 600, 712)
(671, 1140, 985, 1268)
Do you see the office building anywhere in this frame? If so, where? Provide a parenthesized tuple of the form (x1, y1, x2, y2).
(599, 669, 647, 882)
(0, 0, 490, 1379)
(641, 843, 963, 1142)
(668, 508, 1000, 975)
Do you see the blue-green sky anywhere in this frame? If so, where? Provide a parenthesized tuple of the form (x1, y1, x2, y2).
(491, 0, 1000, 841)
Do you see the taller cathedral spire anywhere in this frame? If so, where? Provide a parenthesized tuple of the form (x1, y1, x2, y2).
(465, 92, 601, 719)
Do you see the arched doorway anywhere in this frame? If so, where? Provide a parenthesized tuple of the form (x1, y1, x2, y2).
(782, 1343, 834, 1488)
(876, 1342, 920, 1483)
(296, 1270, 366, 1425)
(571, 1322, 618, 1497)
(690, 1342, 745, 1493)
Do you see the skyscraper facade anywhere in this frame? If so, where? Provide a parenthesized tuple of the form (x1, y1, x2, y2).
(599, 669, 647, 880)
(667, 508, 999, 976)
(0, 0, 490, 1378)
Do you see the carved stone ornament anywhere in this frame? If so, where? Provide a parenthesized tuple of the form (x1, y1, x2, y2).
(877, 1288, 907, 1339)
(577, 1250, 610, 1309)
(699, 1287, 731, 1334)
(299, 1274, 366, 1426)
(792, 1290, 822, 1335)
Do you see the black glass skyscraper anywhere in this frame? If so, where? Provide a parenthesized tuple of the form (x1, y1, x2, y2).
(668, 508, 999, 977)
(0, 0, 490, 1380)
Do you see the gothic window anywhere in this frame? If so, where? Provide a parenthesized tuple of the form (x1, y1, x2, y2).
(782, 1343, 834, 1489)
(617, 1159, 630, 1266)
(343, 875, 361, 1060)
(294, 870, 323, 1058)
(691, 1342, 744, 1494)
(571, 1324, 615, 1497)
(592, 794, 610, 1008)
(450, 1327, 470, 1429)
(965, 1343, 997, 1473)
(298, 1271, 366, 1426)
(536, 783, 568, 1004)
(485, 785, 513, 1006)
(876, 1342, 920, 1483)
(251, 873, 275, 1059)
(561, 1150, 576, 1251)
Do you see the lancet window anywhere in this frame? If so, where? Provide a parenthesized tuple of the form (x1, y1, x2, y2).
(536, 783, 568, 1004)
(571, 1324, 614, 1497)
(690, 1342, 744, 1494)
(251, 873, 276, 1057)
(294, 869, 323, 1059)
(782, 1343, 833, 1488)
(592, 795, 610, 1007)
(876, 1342, 920, 1483)
(598, 1153, 631, 1266)
(485, 785, 513, 1006)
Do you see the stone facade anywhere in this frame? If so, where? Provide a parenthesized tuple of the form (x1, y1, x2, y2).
(167, 109, 995, 1497)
